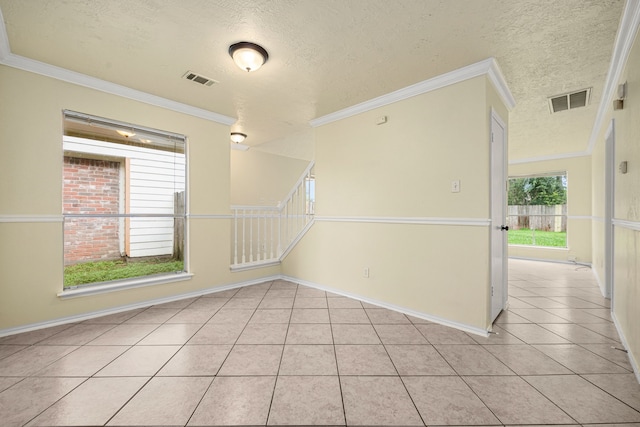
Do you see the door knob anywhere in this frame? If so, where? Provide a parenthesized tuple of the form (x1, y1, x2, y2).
(500, 225, 509, 231)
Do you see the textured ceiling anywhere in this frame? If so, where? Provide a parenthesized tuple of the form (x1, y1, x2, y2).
(0, 0, 624, 161)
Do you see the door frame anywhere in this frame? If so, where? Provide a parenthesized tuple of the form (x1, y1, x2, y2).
(604, 119, 615, 303)
(490, 108, 508, 323)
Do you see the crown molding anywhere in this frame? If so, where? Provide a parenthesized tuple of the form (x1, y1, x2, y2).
(587, 0, 640, 154)
(310, 57, 515, 128)
(0, 6, 235, 126)
(487, 58, 517, 110)
(509, 150, 590, 165)
(0, 53, 236, 126)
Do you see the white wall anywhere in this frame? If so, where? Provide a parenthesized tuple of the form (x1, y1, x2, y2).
(283, 75, 509, 331)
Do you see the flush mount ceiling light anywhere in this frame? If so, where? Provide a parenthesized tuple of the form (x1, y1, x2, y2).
(230, 132, 247, 143)
(116, 130, 136, 138)
(229, 42, 269, 72)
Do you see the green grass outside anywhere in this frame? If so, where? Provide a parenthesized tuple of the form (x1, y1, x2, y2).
(508, 228, 566, 247)
(64, 259, 184, 287)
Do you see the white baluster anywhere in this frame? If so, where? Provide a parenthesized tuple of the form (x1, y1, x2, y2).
(249, 209, 254, 262)
(262, 210, 266, 261)
(233, 208, 238, 265)
(270, 211, 274, 259)
(277, 207, 282, 256)
(256, 209, 261, 261)
(241, 209, 246, 264)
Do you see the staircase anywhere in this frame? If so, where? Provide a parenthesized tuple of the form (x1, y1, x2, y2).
(231, 162, 315, 271)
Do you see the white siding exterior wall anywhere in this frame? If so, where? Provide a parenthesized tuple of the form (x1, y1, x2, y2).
(63, 136, 185, 258)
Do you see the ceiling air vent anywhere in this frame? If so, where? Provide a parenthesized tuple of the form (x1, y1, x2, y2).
(182, 71, 218, 87)
(548, 88, 591, 113)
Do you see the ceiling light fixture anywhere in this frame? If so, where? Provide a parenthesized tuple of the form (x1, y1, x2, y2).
(229, 42, 269, 72)
(230, 132, 247, 144)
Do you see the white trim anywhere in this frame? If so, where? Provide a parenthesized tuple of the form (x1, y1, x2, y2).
(310, 58, 515, 127)
(279, 161, 316, 209)
(0, 215, 63, 223)
(0, 53, 236, 125)
(230, 260, 281, 272)
(281, 275, 489, 337)
(188, 214, 233, 219)
(315, 216, 491, 227)
(230, 205, 279, 211)
(508, 246, 568, 251)
(509, 256, 590, 267)
(0, 214, 233, 222)
(613, 218, 640, 232)
(592, 267, 607, 298)
(509, 151, 590, 165)
(567, 215, 594, 220)
(604, 120, 615, 301)
(280, 220, 315, 259)
(0, 12, 235, 126)
(58, 273, 194, 299)
(0, 275, 280, 338)
(611, 312, 640, 385)
(588, 0, 640, 154)
(0, 7, 10, 60)
(486, 59, 517, 110)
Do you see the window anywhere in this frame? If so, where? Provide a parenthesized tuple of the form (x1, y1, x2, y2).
(62, 111, 186, 289)
(507, 173, 567, 248)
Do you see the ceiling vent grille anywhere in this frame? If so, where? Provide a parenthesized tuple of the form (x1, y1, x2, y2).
(548, 88, 591, 113)
(182, 71, 217, 87)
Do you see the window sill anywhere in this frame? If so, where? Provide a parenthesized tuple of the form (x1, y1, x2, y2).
(57, 272, 194, 299)
(508, 244, 568, 250)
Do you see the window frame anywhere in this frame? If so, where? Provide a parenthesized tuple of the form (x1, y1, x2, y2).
(507, 172, 568, 249)
(59, 110, 191, 297)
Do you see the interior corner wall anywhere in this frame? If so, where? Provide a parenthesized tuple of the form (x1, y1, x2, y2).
(0, 65, 280, 331)
(508, 156, 592, 264)
(230, 149, 310, 206)
(283, 76, 498, 330)
(607, 27, 640, 375)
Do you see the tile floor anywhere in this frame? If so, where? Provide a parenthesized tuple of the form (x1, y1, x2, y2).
(0, 259, 639, 426)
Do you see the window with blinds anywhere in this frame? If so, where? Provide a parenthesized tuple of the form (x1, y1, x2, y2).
(62, 110, 187, 288)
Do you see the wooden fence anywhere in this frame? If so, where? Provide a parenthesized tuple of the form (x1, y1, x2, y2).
(507, 204, 567, 232)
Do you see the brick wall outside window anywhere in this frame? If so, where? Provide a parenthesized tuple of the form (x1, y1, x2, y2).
(63, 156, 121, 265)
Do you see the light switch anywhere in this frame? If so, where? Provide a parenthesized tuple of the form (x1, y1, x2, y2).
(451, 180, 461, 193)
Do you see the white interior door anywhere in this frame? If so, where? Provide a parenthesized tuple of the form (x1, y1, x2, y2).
(490, 110, 508, 322)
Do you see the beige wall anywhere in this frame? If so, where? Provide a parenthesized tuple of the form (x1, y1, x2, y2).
(283, 76, 507, 331)
(0, 65, 280, 330)
(609, 31, 640, 373)
(230, 149, 310, 206)
(508, 156, 592, 263)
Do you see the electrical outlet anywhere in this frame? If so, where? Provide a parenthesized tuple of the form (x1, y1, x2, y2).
(363, 267, 370, 278)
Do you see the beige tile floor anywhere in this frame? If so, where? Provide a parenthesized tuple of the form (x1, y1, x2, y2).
(1, 258, 639, 426)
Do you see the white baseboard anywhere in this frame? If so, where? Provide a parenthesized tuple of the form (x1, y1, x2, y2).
(1, 273, 490, 339)
(0, 275, 280, 338)
(281, 275, 489, 337)
(591, 267, 608, 298)
(611, 312, 640, 385)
